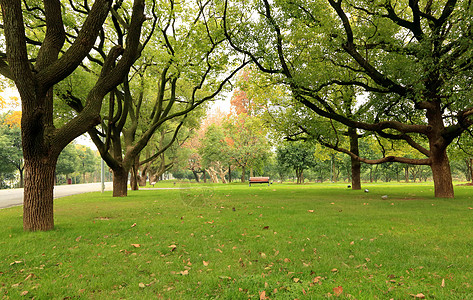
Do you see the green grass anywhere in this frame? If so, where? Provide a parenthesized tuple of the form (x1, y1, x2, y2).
(1, 182, 473, 299)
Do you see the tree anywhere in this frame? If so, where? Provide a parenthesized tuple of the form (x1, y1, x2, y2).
(56, 143, 79, 180)
(199, 124, 231, 183)
(0, 0, 147, 230)
(276, 142, 317, 184)
(76, 0, 247, 196)
(224, 113, 270, 182)
(0, 112, 24, 187)
(223, 0, 473, 198)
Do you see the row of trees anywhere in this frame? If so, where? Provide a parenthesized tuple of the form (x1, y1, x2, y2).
(0, 0, 247, 230)
(1, 0, 472, 231)
(174, 112, 472, 185)
(221, 0, 473, 198)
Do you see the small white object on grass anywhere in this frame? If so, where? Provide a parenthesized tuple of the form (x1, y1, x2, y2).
(364, 189, 369, 193)
(381, 195, 388, 200)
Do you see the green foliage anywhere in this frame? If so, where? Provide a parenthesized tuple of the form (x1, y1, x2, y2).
(0, 112, 23, 187)
(56, 144, 80, 176)
(200, 124, 230, 168)
(224, 113, 270, 174)
(276, 141, 317, 183)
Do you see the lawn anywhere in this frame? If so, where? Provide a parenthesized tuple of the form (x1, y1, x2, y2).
(1, 182, 473, 299)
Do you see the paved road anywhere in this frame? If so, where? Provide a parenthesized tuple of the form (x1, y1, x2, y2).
(0, 182, 113, 209)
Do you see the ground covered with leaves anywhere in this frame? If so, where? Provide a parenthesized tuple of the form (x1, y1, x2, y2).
(1, 182, 473, 299)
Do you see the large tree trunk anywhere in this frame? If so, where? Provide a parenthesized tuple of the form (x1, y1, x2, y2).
(23, 156, 57, 231)
(430, 149, 454, 198)
(112, 168, 128, 197)
(241, 166, 246, 182)
(348, 128, 361, 190)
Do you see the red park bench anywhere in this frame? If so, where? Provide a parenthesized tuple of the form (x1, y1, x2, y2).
(249, 177, 270, 187)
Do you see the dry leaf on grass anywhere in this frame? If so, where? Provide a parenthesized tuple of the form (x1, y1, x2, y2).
(410, 293, 425, 299)
(333, 286, 343, 296)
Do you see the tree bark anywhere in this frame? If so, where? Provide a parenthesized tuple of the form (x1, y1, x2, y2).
(112, 168, 128, 197)
(348, 128, 361, 190)
(23, 156, 57, 231)
(430, 149, 454, 198)
(241, 166, 246, 182)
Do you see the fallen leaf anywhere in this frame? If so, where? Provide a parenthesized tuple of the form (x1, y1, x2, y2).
(313, 276, 322, 284)
(263, 226, 269, 230)
(180, 270, 189, 276)
(259, 290, 267, 300)
(10, 261, 23, 265)
(260, 252, 267, 259)
(131, 223, 137, 228)
(168, 244, 177, 251)
(441, 278, 445, 287)
(284, 258, 291, 263)
(410, 293, 425, 299)
(24, 274, 34, 281)
(216, 249, 223, 253)
(331, 268, 338, 272)
(333, 286, 343, 296)
(131, 244, 141, 248)
(20, 291, 28, 296)
(293, 278, 300, 283)
(75, 236, 82, 242)
(139, 282, 145, 288)
(308, 210, 314, 213)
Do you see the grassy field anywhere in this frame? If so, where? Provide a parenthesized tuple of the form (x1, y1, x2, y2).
(1, 182, 473, 299)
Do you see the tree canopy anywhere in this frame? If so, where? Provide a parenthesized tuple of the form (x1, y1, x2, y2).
(223, 0, 473, 198)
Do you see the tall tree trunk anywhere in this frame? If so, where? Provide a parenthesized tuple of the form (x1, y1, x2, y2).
(241, 166, 246, 182)
(23, 156, 57, 231)
(405, 166, 409, 182)
(130, 157, 139, 191)
(348, 128, 361, 190)
(430, 149, 454, 198)
(228, 165, 232, 183)
(112, 168, 128, 197)
(130, 172, 138, 190)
